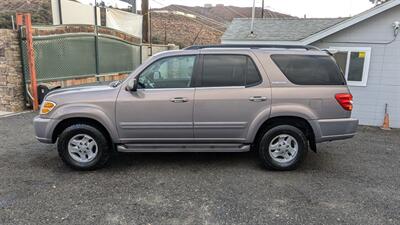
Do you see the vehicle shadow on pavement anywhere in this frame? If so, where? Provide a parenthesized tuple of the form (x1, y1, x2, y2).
(29, 143, 324, 173)
(103, 150, 324, 172)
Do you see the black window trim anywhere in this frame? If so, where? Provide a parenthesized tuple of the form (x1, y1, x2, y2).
(193, 53, 263, 88)
(270, 54, 347, 86)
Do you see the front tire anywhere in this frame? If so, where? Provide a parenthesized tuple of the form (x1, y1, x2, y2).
(258, 125, 308, 171)
(57, 124, 111, 170)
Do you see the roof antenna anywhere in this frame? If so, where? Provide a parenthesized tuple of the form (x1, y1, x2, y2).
(249, 0, 256, 37)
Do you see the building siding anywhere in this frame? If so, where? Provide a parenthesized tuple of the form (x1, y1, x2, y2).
(313, 5, 400, 128)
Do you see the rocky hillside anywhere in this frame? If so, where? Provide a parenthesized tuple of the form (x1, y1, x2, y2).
(0, 0, 52, 29)
(150, 5, 292, 47)
(163, 4, 292, 24)
(0, 1, 292, 47)
(150, 12, 224, 48)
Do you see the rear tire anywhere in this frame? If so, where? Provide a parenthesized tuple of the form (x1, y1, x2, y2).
(258, 125, 308, 171)
(57, 124, 111, 170)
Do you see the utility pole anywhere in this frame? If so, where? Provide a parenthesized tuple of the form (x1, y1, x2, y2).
(142, 0, 149, 43)
(261, 0, 265, 18)
(148, 8, 152, 56)
(94, 0, 100, 79)
(250, 0, 256, 35)
(164, 15, 167, 45)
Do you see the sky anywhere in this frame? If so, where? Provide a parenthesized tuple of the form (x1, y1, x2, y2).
(81, 0, 375, 18)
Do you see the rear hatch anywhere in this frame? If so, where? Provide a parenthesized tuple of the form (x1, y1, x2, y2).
(270, 53, 353, 119)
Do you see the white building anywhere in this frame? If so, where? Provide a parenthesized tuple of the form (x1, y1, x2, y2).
(222, 0, 400, 128)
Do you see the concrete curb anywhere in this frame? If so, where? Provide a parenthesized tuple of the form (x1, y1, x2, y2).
(0, 111, 34, 119)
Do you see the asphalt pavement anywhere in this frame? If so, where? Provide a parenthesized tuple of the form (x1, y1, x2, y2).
(0, 112, 399, 225)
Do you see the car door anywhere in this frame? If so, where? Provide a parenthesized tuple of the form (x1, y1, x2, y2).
(193, 53, 271, 142)
(116, 55, 198, 142)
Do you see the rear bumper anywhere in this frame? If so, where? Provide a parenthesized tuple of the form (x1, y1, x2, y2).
(309, 118, 359, 143)
(33, 116, 58, 144)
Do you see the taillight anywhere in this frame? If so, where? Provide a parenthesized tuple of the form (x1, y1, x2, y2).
(335, 93, 353, 111)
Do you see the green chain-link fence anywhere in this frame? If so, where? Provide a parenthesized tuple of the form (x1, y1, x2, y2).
(21, 34, 141, 82)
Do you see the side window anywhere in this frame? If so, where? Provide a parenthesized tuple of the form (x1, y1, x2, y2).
(138, 55, 196, 89)
(271, 54, 346, 85)
(246, 57, 262, 86)
(330, 47, 371, 86)
(201, 55, 262, 87)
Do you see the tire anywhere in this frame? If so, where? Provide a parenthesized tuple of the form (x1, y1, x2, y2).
(57, 124, 111, 170)
(258, 125, 308, 171)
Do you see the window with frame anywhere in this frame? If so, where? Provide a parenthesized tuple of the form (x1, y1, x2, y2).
(138, 55, 196, 89)
(201, 55, 262, 87)
(330, 47, 371, 86)
(271, 54, 346, 85)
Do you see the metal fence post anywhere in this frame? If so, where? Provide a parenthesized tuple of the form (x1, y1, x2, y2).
(17, 13, 39, 111)
(94, 2, 100, 81)
(16, 14, 28, 107)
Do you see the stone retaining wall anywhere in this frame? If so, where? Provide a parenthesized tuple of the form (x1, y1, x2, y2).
(0, 27, 176, 113)
(0, 29, 25, 112)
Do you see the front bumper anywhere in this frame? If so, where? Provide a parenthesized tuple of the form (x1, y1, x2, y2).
(33, 116, 58, 144)
(310, 118, 359, 143)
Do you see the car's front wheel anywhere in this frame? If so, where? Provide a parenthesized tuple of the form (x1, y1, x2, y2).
(57, 124, 111, 170)
(258, 125, 308, 171)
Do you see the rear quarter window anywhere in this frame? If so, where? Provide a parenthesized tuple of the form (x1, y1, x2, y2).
(271, 54, 346, 85)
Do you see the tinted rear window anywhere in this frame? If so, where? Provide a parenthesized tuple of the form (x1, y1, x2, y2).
(271, 54, 346, 85)
(201, 55, 262, 87)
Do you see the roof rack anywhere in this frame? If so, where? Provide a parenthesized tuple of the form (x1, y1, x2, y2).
(184, 44, 320, 51)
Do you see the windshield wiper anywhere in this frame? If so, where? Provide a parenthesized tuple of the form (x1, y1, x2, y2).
(110, 80, 122, 87)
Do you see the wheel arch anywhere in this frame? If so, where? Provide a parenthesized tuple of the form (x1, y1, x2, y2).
(251, 116, 316, 149)
(52, 117, 115, 144)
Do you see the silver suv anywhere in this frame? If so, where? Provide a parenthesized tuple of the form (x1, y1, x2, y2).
(33, 45, 358, 171)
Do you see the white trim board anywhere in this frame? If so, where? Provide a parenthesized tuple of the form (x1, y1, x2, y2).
(302, 0, 400, 44)
(330, 47, 372, 87)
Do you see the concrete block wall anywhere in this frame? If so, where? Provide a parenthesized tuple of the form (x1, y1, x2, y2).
(141, 43, 179, 62)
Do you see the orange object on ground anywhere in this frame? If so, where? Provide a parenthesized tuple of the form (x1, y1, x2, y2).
(381, 103, 391, 130)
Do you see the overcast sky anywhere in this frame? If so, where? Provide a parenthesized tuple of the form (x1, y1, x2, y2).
(82, 0, 375, 18)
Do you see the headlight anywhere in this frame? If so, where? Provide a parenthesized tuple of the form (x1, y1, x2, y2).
(40, 101, 56, 115)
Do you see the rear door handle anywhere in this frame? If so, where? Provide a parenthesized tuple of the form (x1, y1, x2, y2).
(170, 97, 189, 103)
(249, 96, 267, 102)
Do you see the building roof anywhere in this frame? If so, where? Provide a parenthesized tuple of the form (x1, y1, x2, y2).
(222, 0, 400, 44)
(222, 18, 347, 42)
(302, 0, 400, 44)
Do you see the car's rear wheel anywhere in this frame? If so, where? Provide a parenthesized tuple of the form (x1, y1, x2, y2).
(57, 124, 111, 170)
(258, 125, 308, 171)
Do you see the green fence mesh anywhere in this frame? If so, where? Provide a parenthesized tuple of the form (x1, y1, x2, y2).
(21, 34, 141, 82)
(98, 36, 141, 74)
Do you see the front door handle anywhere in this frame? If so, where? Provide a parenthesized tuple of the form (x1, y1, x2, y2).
(249, 96, 267, 102)
(170, 97, 189, 103)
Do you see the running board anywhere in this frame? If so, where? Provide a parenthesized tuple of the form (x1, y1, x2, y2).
(117, 143, 251, 153)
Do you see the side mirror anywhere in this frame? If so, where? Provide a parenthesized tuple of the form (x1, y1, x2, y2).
(126, 78, 138, 92)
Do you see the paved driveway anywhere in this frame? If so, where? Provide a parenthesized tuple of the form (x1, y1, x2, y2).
(0, 112, 399, 225)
